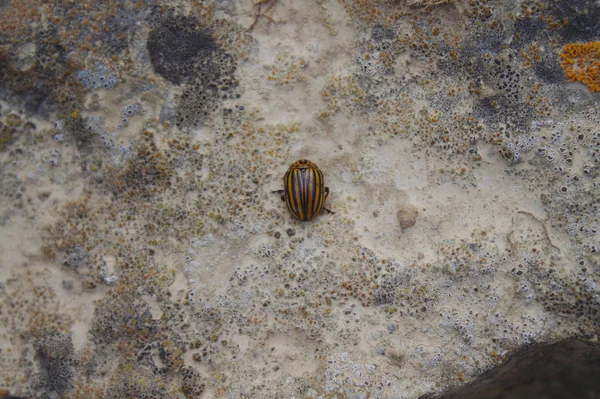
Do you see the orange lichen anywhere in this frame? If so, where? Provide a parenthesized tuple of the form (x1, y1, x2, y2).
(520, 43, 542, 68)
(560, 42, 600, 93)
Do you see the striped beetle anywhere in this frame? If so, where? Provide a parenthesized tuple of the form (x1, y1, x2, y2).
(274, 159, 333, 221)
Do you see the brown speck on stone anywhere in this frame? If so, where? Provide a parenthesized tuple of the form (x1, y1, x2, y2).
(397, 202, 418, 230)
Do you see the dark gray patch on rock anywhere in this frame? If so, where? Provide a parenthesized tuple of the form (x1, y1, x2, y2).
(420, 339, 600, 399)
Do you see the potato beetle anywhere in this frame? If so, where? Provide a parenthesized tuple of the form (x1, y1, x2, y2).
(274, 159, 333, 221)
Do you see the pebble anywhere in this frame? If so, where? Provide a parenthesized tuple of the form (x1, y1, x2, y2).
(397, 201, 419, 230)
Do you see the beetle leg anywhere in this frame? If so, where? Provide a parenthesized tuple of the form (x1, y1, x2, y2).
(322, 187, 333, 214)
(272, 189, 286, 202)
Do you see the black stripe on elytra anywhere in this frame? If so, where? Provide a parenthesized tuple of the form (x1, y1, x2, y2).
(297, 169, 307, 220)
(285, 171, 298, 219)
(313, 168, 322, 216)
(309, 169, 318, 219)
(290, 170, 299, 219)
(303, 169, 311, 220)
